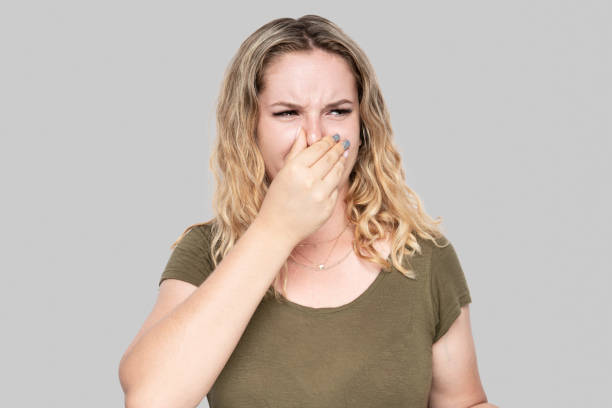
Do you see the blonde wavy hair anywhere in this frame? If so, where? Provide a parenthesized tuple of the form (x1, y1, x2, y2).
(171, 14, 447, 302)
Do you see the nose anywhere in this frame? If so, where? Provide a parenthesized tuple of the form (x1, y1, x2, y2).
(307, 132, 320, 146)
(302, 119, 324, 146)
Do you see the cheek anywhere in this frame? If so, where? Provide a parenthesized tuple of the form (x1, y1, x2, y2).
(259, 124, 295, 159)
(342, 125, 360, 155)
(257, 133, 295, 175)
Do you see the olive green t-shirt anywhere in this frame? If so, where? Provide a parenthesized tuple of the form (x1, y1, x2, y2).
(158, 223, 472, 408)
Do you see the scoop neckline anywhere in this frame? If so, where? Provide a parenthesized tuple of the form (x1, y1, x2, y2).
(278, 255, 393, 315)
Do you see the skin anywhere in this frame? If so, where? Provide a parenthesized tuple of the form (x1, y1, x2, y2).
(255, 48, 361, 251)
(255, 47, 495, 408)
(429, 305, 495, 408)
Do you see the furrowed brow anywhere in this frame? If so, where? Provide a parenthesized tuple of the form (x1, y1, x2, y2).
(268, 98, 353, 109)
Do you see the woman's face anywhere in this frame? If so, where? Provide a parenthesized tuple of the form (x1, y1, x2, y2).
(255, 48, 361, 183)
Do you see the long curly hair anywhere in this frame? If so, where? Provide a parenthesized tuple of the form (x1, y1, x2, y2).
(170, 14, 447, 302)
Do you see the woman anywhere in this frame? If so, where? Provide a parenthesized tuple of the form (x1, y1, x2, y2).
(119, 15, 497, 408)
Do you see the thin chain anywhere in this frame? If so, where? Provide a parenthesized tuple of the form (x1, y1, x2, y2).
(289, 223, 353, 271)
(288, 243, 355, 271)
(291, 233, 338, 269)
(292, 224, 346, 267)
(295, 224, 349, 246)
(290, 224, 348, 270)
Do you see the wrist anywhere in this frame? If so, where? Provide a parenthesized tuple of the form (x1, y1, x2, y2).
(251, 216, 300, 251)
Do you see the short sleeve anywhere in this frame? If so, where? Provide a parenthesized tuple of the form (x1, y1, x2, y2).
(158, 224, 215, 288)
(430, 237, 472, 343)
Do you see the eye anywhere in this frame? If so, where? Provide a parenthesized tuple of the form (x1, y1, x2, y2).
(272, 109, 352, 117)
(272, 110, 298, 117)
(330, 109, 352, 116)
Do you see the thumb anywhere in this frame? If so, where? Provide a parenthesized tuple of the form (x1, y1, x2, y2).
(285, 125, 307, 163)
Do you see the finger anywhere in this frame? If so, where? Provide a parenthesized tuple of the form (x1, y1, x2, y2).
(310, 137, 348, 181)
(296, 132, 341, 168)
(330, 187, 339, 202)
(320, 147, 348, 194)
(284, 126, 307, 164)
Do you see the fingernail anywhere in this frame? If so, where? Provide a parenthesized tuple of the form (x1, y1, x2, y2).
(342, 140, 350, 150)
(332, 133, 340, 142)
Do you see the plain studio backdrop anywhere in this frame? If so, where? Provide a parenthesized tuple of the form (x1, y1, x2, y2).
(1, 1, 609, 407)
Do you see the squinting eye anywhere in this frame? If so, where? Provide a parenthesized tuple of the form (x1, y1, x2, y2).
(330, 109, 352, 116)
(272, 110, 298, 117)
(272, 109, 352, 117)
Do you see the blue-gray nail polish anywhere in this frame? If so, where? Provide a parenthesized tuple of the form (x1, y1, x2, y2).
(332, 133, 340, 142)
(343, 139, 350, 150)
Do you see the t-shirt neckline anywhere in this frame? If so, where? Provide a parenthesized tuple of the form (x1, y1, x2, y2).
(278, 255, 393, 315)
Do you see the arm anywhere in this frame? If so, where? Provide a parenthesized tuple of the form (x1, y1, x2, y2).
(118, 218, 297, 408)
(428, 304, 498, 408)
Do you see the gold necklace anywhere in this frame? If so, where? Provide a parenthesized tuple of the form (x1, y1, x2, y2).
(295, 224, 349, 246)
(289, 225, 353, 271)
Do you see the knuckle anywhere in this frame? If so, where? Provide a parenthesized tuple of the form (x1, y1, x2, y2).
(312, 190, 325, 203)
(317, 139, 333, 153)
(321, 137, 334, 148)
(304, 176, 314, 189)
(336, 164, 344, 177)
(287, 164, 299, 178)
(315, 140, 329, 151)
(336, 160, 344, 172)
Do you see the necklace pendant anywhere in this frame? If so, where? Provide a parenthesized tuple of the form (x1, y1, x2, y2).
(318, 264, 325, 270)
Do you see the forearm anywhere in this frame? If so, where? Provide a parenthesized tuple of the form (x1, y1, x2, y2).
(120, 219, 296, 408)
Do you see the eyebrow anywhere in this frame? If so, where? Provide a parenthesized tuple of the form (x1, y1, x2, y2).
(268, 98, 354, 110)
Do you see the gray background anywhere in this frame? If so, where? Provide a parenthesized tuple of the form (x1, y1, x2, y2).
(1, 1, 610, 407)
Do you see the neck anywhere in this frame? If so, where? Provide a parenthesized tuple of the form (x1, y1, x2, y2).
(296, 187, 353, 248)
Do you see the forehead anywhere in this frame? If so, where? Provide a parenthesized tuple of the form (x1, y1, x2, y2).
(259, 50, 357, 101)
